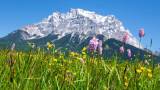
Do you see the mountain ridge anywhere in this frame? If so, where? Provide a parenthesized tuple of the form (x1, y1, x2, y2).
(14, 8, 140, 48)
(0, 8, 143, 50)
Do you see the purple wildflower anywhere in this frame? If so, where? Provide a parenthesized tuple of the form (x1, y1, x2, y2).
(119, 46, 125, 54)
(88, 36, 98, 52)
(127, 49, 132, 58)
(123, 32, 129, 43)
(139, 28, 145, 38)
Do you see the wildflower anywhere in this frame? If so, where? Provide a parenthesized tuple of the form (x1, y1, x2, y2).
(138, 28, 145, 49)
(53, 58, 57, 62)
(136, 69, 142, 73)
(82, 47, 87, 52)
(139, 28, 145, 38)
(127, 49, 132, 58)
(148, 55, 151, 58)
(119, 46, 125, 54)
(140, 67, 145, 72)
(97, 40, 103, 55)
(28, 42, 35, 48)
(70, 52, 76, 57)
(124, 81, 129, 87)
(148, 73, 152, 78)
(82, 47, 87, 55)
(124, 76, 127, 80)
(82, 54, 87, 59)
(47, 42, 54, 50)
(82, 52, 86, 55)
(147, 69, 152, 73)
(88, 36, 98, 52)
(124, 76, 129, 87)
(144, 60, 150, 65)
(123, 32, 129, 43)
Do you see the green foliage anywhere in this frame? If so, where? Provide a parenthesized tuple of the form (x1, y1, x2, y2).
(0, 49, 160, 90)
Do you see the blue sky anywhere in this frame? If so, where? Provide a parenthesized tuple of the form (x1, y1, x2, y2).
(0, 0, 159, 51)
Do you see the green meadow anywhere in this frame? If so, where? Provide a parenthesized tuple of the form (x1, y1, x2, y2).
(0, 48, 160, 90)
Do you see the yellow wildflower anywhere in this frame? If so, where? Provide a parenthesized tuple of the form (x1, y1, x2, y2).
(82, 47, 87, 52)
(140, 67, 145, 72)
(136, 69, 142, 73)
(148, 73, 152, 78)
(47, 42, 53, 49)
(124, 76, 127, 80)
(82, 47, 87, 56)
(124, 81, 129, 87)
(53, 59, 57, 62)
(124, 76, 129, 87)
(82, 55, 87, 59)
(70, 52, 76, 57)
(147, 69, 152, 73)
(82, 51, 86, 55)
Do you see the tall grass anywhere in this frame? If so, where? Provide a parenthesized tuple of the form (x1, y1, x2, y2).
(0, 49, 160, 90)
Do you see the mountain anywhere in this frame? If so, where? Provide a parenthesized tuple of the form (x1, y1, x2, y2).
(0, 8, 141, 50)
(0, 8, 159, 62)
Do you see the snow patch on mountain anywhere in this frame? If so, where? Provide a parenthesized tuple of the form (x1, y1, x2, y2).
(21, 8, 141, 48)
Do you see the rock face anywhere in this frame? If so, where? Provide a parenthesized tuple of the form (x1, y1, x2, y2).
(0, 8, 141, 50)
(17, 9, 139, 47)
